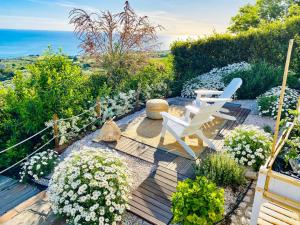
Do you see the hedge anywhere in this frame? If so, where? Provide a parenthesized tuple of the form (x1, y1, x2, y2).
(170, 16, 300, 95)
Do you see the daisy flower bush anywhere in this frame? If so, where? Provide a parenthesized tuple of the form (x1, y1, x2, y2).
(224, 125, 272, 171)
(257, 86, 299, 120)
(19, 149, 58, 183)
(181, 62, 250, 98)
(48, 149, 131, 225)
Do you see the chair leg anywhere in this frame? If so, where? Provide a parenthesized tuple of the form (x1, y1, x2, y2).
(161, 119, 168, 138)
(196, 130, 216, 150)
(177, 138, 197, 159)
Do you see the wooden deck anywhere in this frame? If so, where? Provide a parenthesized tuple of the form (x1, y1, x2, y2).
(106, 105, 251, 225)
(0, 175, 40, 216)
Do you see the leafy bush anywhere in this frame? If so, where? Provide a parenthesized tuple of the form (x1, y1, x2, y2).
(48, 149, 130, 225)
(181, 62, 250, 98)
(171, 176, 224, 225)
(224, 125, 272, 171)
(257, 86, 299, 120)
(223, 62, 299, 99)
(171, 16, 300, 94)
(195, 153, 246, 187)
(0, 49, 92, 170)
(19, 149, 58, 183)
(123, 56, 174, 100)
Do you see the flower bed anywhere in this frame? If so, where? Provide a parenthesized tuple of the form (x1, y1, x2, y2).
(181, 62, 250, 98)
(19, 149, 58, 183)
(257, 86, 299, 120)
(48, 149, 131, 225)
(224, 125, 272, 171)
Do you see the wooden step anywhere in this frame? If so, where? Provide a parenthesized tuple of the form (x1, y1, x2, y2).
(258, 202, 300, 225)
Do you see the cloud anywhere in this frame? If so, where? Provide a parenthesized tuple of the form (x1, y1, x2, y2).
(138, 10, 226, 36)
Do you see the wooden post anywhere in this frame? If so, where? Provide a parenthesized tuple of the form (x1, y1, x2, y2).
(270, 39, 294, 159)
(264, 39, 294, 193)
(96, 97, 101, 118)
(53, 114, 59, 150)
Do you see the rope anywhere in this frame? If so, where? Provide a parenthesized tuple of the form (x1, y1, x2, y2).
(0, 126, 52, 155)
(57, 104, 97, 122)
(0, 136, 56, 174)
(58, 117, 100, 139)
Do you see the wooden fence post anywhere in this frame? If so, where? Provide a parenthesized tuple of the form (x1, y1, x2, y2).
(53, 114, 59, 150)
(96, 97, 101, 118)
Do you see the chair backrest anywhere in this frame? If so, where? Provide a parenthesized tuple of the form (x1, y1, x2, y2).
(181, 103, 223, 136)
(220, 78, 242, 98)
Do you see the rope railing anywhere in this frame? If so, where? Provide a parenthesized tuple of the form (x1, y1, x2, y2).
(0, 98, 102, 174)
(0, 136, 56, 174)
(57, 103, 97, 122)
(0, 126, 52, 155)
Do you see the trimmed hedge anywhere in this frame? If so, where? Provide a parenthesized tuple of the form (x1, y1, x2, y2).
(171, 16, 300, 95)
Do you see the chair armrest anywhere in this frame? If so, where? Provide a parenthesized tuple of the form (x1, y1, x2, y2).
(195, 90, 223, 96)
(198, 97, 232, 103)
(185, 105, 200, 114)
(160, 112, 189, 127)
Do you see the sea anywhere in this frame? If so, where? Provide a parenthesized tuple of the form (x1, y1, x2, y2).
(0, 29, 188, 59)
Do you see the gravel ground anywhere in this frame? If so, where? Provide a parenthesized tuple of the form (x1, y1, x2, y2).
(234, 99, 276, 131)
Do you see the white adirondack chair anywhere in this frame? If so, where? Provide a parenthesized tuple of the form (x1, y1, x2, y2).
(160, 103, 228, 159)
(188, 78, 243, 121)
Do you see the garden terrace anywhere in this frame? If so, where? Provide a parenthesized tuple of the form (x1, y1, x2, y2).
(0, 97, 251, 225)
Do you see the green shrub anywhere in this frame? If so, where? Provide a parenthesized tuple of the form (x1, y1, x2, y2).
(257, 86, 299, 119)
(0, 48, 92, 170)
(171, 176, 224, 225)
(223, 62, 298, 99)
(224, 125, 272, 171)
(171, 16, 300, 94)
(195, 153, 246, 187)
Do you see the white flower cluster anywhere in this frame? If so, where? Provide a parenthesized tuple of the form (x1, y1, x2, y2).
(257, 86, 299, 120)
(103, 90, 136, 119)
(45, 90, 137, 146)
(19, 149, 58, 183)
(224, 125, 272, 171)
(48, 149, 131, 225)
(181, 62, 251, 98)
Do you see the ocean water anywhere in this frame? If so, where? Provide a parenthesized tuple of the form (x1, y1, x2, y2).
(0, 29, 183, 59)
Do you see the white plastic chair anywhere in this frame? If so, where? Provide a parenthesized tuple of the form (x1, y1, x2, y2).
(188, 78, 243, 121)
(160, 103, 227, 159)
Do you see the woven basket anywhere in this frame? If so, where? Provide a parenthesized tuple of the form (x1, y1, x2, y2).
(98, 119, 121, 142)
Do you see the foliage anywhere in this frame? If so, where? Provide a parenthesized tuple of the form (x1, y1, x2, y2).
(181, 62, 250, 98)
(228, 4, 261, 33)
(228, 0, 300, 33)
(0, 49, 92, 170)
(194, 153, 246, 188)
(171, 16, 300, 94)
(224, 125, 272, 171)
(19, 149, 58, 183)
(257, 86, 299, 119)
(223, 62, 299, 99)
(124, 56, 174, 101)
(171, 176, 224, 225)
(48, 148, 130, 225)
(69, 1, 162, 77)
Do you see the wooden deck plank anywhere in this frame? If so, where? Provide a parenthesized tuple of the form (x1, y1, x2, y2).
(0, 176, 40, 216)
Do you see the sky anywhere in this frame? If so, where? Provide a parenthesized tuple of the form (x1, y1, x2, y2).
(0, 0, 255, 37)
